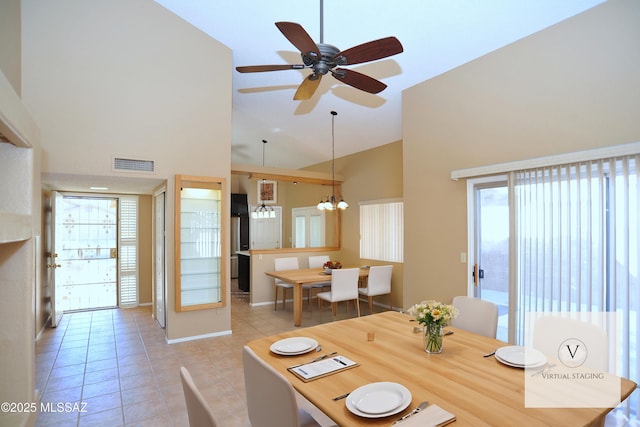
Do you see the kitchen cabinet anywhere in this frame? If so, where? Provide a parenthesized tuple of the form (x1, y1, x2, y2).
(174, 175, 227, 311)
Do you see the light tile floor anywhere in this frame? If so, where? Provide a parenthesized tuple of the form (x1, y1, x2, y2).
(35, 283, 371, 426)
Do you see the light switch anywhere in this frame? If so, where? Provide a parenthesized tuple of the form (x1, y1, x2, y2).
(460, 252, 467, 263)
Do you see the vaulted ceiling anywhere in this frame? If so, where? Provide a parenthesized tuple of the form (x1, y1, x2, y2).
(155, 0, 603, 169)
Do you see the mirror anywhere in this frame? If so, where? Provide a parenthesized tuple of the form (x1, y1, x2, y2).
(231, 173, 340, 249)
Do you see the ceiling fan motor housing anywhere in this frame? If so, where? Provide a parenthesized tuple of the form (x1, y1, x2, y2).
(303, 43, 342, 75)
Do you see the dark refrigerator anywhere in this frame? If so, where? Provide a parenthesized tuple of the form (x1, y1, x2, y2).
(231, 194, 250, 290)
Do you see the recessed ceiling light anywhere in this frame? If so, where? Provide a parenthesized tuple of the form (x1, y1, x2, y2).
(90, 186, 108, 190)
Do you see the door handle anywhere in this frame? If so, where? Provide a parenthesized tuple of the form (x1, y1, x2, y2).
(473, 264, 478, 286)
(472, 264, 484, 285)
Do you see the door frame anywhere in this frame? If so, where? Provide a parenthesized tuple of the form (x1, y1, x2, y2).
(466, 175, 508, 296)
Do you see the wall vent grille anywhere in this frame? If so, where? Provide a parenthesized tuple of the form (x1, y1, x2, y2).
(113, 157, 155, 173)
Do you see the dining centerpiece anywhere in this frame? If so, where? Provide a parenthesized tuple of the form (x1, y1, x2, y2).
(323, 260, 342, 274)
(407, 300, 458, 354)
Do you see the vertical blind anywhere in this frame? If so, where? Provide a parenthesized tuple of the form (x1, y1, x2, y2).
(512, 154, 639, 420)
(359, 200, 403, 263)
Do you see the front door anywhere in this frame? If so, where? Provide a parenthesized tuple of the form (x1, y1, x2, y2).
(52, 195, 119, 314)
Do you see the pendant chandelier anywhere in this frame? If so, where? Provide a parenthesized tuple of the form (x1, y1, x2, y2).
(253, 139, 276, 219)
(317, 111, 348, 211)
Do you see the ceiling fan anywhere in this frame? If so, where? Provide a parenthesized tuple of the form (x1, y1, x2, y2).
(235, 1, 403, 100)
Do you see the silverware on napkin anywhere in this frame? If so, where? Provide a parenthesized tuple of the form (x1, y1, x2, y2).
(289, 351, 338, 369)
(393, 401, 429, 424)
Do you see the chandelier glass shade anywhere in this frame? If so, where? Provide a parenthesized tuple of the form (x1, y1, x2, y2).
(252, 139, 277, 219)
(252, 201, 275, 219)
(317, 111, 348, 211)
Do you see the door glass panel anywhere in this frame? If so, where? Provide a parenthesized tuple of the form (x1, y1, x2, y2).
(56, 196, 118, 311)
(475, 184, 509, 342)
(294, 216, 306, 248)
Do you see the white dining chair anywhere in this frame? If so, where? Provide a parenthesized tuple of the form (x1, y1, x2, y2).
(273, 257, 316, 310)
(317, 268, 361, 319)
(180, 366, 219, 427)
(358, 265, 393, 313)
(450, 296, 499, 338)
(242, 346, 322, 427)
(308, 255, 331, 298)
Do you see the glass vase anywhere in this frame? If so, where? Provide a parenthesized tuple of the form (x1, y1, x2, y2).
(423, 323, 444, 354)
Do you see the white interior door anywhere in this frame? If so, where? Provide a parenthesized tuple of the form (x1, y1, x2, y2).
(154, 191, 166, 328)
(50, 191, 64, 327)
(249, 206, 282, 249)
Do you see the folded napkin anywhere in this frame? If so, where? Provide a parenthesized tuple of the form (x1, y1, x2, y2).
(398, 404, 456, 427)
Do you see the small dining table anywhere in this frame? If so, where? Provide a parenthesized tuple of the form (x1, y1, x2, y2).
(264, 267, 370, 327)
(246, 311, 637, 426)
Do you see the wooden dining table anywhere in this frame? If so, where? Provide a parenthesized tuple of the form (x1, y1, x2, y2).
(246, 311, 637, 426)
(264, 267, 369, 327)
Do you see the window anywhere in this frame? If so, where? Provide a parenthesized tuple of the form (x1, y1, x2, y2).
(359, 199, 403, 262)
(512, 155, 638, 418)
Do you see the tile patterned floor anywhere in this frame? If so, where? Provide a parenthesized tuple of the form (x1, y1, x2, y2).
(35, 285, 368, 426)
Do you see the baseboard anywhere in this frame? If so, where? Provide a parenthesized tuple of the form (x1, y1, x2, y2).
(166, 329, 232, 344)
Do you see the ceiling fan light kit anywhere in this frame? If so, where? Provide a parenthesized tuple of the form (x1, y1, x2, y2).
(235, 1, 403, 100)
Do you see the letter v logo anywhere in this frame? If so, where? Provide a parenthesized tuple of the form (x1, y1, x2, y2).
(558, 338, 587, 368)
(566, 344, 580, 359)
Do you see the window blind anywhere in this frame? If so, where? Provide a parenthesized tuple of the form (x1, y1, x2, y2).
(512, 154, 638, 420)
(359, 200, 403, 263)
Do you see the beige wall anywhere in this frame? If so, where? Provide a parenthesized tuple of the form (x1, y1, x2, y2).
(22, 0, 233, 341)
(305, 141, 404, 310)
(402, 0, 640, 309)
(0, 3, 42, 425)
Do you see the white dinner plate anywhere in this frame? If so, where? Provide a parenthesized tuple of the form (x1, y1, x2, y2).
(269, 337, 318, 355)
(495, 346, 547, 368)
(346, 382, 411, 418)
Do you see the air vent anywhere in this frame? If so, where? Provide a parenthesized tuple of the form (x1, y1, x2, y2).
(113, 157, 155, 173)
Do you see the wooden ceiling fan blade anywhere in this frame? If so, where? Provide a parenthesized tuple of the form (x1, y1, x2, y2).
(332, 68, 387, 94)
(293, 74, 322, 100)
(275, 22, 321, 59)
(236, 64, 304, 73)
(333, 36, 403, 66)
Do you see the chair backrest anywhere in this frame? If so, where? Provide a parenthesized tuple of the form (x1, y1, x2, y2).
(180, 367, 218, 427)
(532, 315, 608, 371)
(330, 268, 360, 302)
(366, 265, 393, 295)
(275, 257, 299, 271)
(274, 257, 299, 286)
(242, 345, 301, 427)
(308, 255, 330, 268)
(450, 296, 499, 338)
